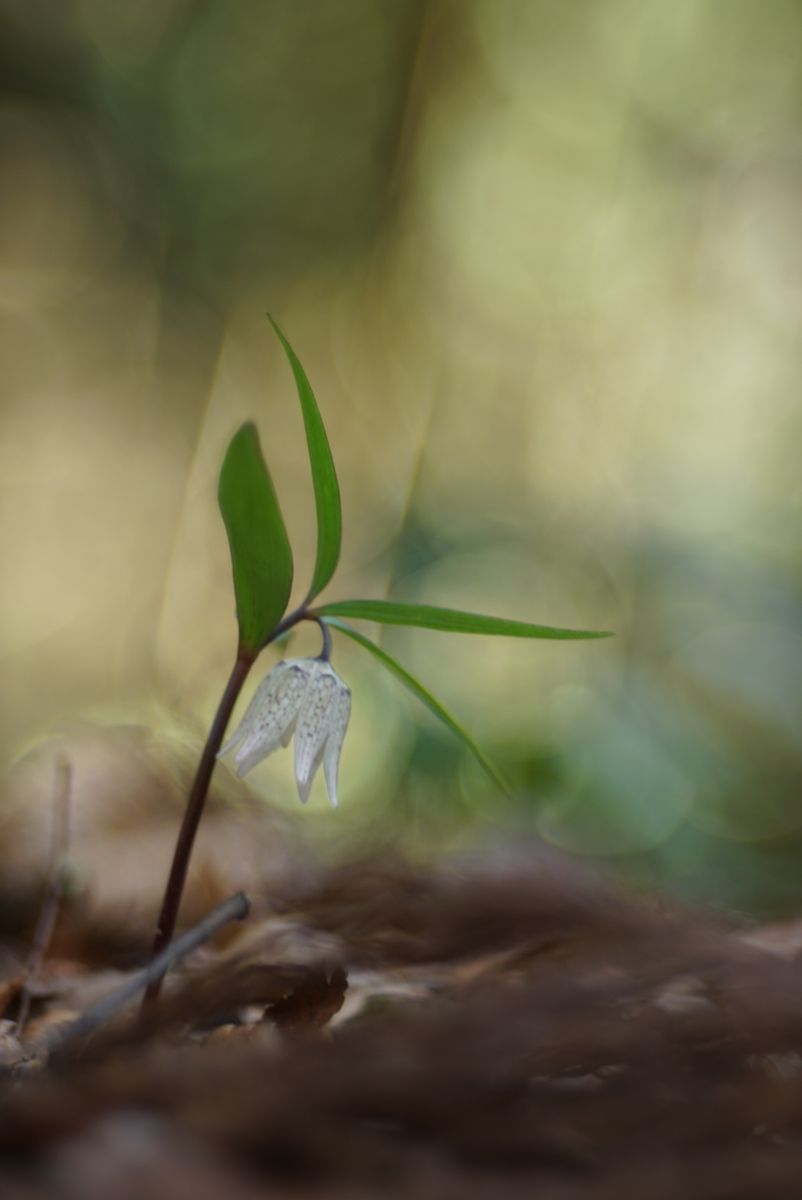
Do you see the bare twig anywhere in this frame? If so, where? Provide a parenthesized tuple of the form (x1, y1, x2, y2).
(15, 756, 72, 1037)
(32, 891, 250, 1058)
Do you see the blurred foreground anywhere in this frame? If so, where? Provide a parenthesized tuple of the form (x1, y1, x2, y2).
(3, 750, 802, 1196)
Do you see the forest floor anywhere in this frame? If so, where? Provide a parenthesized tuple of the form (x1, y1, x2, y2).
(1, 729, 802, 1199)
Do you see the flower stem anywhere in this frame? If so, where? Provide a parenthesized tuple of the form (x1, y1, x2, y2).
(141, 649, 255, 1011)
(314, 616, 332, 661)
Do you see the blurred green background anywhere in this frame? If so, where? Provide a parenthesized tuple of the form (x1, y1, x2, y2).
(1, 0, 801, 917)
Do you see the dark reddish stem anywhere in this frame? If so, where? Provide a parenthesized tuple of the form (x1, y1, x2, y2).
(141, 604, 328, 1013)
(142, 650, 255, 1010)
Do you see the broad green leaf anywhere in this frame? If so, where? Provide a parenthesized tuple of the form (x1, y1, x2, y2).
(316, 599, 612, 640)
(326, 618, 510, 795)
(218, 422, 293, 653)
(267, 315, 341, 601)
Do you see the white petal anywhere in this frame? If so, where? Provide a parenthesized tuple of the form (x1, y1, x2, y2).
(219, 706, 256, 759)
(219, 655, 352, 804)
(322, 685, 351, 807)
(219, 661, 307, 777)
(293, 663, 340, 803)
(233, 726, 284, 777)
(279, 708, 300, 748)
(218, 725, 245, 759)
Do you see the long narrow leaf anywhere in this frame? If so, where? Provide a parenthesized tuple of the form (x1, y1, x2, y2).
(326, 618, 510, 795)
(267, 315, 342, 601)
(218, 422, 293, 653)
(317, 599, 612, 640)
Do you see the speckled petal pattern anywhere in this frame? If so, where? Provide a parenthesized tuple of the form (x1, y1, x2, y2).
(218, 656, 351, 805)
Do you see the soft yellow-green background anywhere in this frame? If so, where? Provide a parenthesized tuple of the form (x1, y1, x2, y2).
(2, 1, 801, 912)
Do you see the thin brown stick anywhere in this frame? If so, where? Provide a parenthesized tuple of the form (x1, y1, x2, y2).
(33, 891, 250, 1057)
(143, 650, 255, 1011)
(15, 756, 72, 1038)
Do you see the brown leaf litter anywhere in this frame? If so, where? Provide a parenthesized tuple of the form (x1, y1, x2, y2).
(2, 733, 802, 1196)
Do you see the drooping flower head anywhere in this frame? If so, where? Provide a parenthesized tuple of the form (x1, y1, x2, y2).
(218, 658, 351, 806)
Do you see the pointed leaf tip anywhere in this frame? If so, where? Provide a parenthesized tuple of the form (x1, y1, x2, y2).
(267, 315, 342, 602)
(316, 599, 612, 641)
(218, 421, 293, 653)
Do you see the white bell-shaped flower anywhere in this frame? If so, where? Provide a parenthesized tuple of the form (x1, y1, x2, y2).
(218, 658, 351, 806)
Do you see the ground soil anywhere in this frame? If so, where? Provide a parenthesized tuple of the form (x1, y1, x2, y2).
(2, 735, 802, 1198)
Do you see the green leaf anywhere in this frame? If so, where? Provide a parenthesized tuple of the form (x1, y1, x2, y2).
(326, 618, 511, 795)
(316, 599, 612, 640)
(267, 314, 342, 601)
(218, 422, 293, 653)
